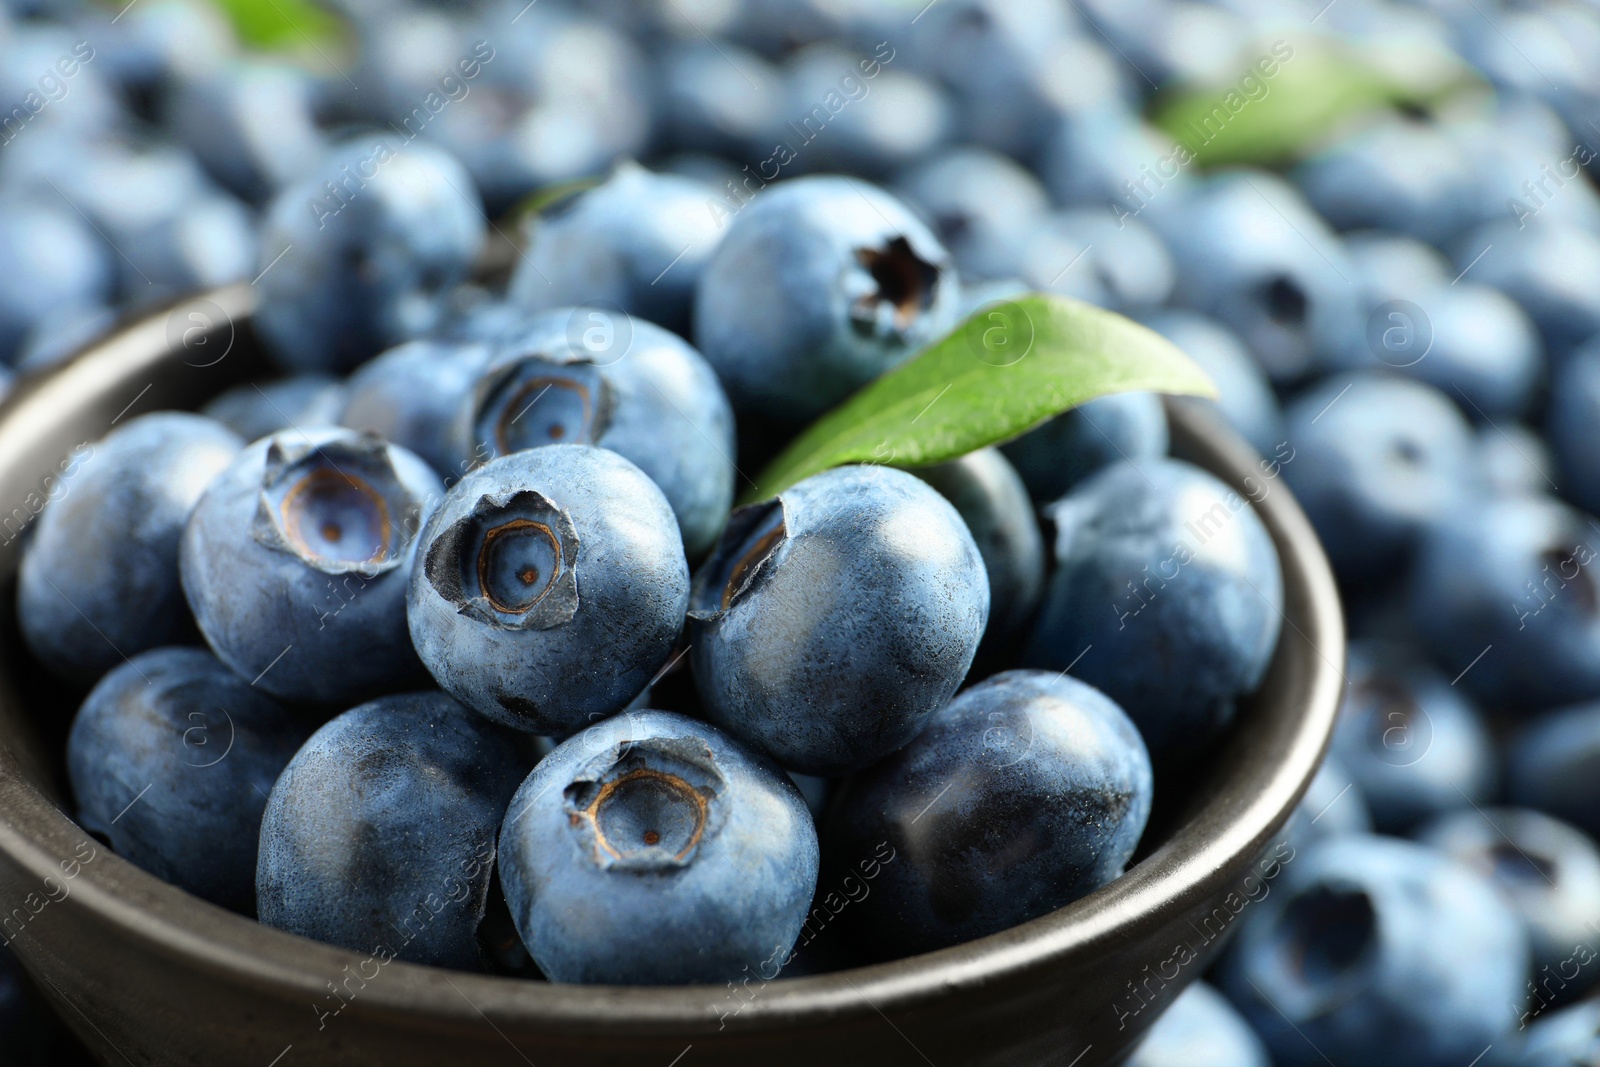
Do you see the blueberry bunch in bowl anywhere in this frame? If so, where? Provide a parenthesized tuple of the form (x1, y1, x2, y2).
(15, 129, 1296, 991)
(18, 0, 1600, 1061)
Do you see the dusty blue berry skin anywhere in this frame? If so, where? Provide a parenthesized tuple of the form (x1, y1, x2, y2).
(1547, 341, 1600, 517)
(201, 374, 349, 444)
(340, 338, 493, 478)
(0, 194, 112, 364)
(689, 464, 988, 776)
(498, 710, 819, 984)
(1456, 218, 1600, 362)
(1153, 172, 1359, 383)
(167, 59, 324, 204)
(1330, 642, 1494, 833)
(1509, 702, 1600, 843)
(1513, 999, 1600, 1067)
(1023, 458, 1283, 773)
(1000, 392, 1169, 505)
(68, 648, 310, 913)
(18, 412, 242, 682)
(257, 692, 528, 970)
(827, 671, 1151, 958)
(408, 445, 689, 734)
(1408, 493, 1600, 709)
(181, 428, 443, 705)
(454, 309, 735, 559)
(1127, 982, 1271, 1067)
(508, 163, 723, 338)
(1419, 807, 1600, 1004)
(1221, 835, 1528, 1067)
(911, 448, 1043, 658)
(254, 136, 485, 374)
(693, 176, 959, 428)
(1282, 373, 1475, 581)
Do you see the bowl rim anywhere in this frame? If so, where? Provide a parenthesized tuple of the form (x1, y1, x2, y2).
(0, 286, 1346, 1034)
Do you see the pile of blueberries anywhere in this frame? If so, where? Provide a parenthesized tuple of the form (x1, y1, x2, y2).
(4, 0, 1600, 1062)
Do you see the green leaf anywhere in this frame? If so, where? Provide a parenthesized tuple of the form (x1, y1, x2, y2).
(1149, 34, 1476, 168)
(199, 0, 347, 52)
(742, 293, 1217, 504)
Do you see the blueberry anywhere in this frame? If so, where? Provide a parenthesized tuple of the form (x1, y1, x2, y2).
(1140, 309, 1283, 457)
(826, 670, 1152, 957)
(689, 464, 987, 775)
(910, 447, 1044, 658)
(201, 374, 349, 444)
(1340, 241, 1544, 419)
(456, 309, 735, 558)
(20, 140, 256, 304)
(1152, 171, 1360, 382)
(892, 146, 1050, 282)
(408, 444, 689, 734)
(1418, 806, 1600, 1005)
(254, 135, 485, 374)
(1295, 118, 1474, 246)
(1477, 422, 1557, 498)
(507, 163, 724, 339)
(1126, 982, 1271, 1067)
(1220, 834, 1528, 1067)
(1342, 230, 1450, 295)
(1041, 105, 1192, 215)
(92, 0, 235, 96)
(181, 428, 443, 704)
(1281, 753, 1372, 849)
(908, 0, 1121, 161)
(1281, 373, 1475, 580)
(340, 338, 493, 478)
(166, 59, 324, 203)
(1000, 392, 1169, 505)
(1515, 998, 1600, 1066)
(1330, 642, 1494, 832)
(1019, 209, 1175, 313)
(497, 709, 818, 984)
(1408, 492, 1600, 708)
(68, 647, 311, 913)
(693, 176, 959, 428)
(360, 6, 649, 214)
(1454, 218, 1600, 363)
(0, 194, 112, 364)
(1508, 702, 1600, 842)
(18, 412, 242, 682)
(257, 692, 528, 969)
(1546, 341, 1600, 516)
(1022, 457, 1283, 773)
(655, 39, 782, 159)
(773, 44, 953, 179)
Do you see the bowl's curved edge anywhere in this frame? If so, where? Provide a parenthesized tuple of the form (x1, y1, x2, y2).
(0, 294, 1345, 1064)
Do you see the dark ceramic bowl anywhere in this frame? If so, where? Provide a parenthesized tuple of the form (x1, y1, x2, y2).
(0, 289, 1343, 1067)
